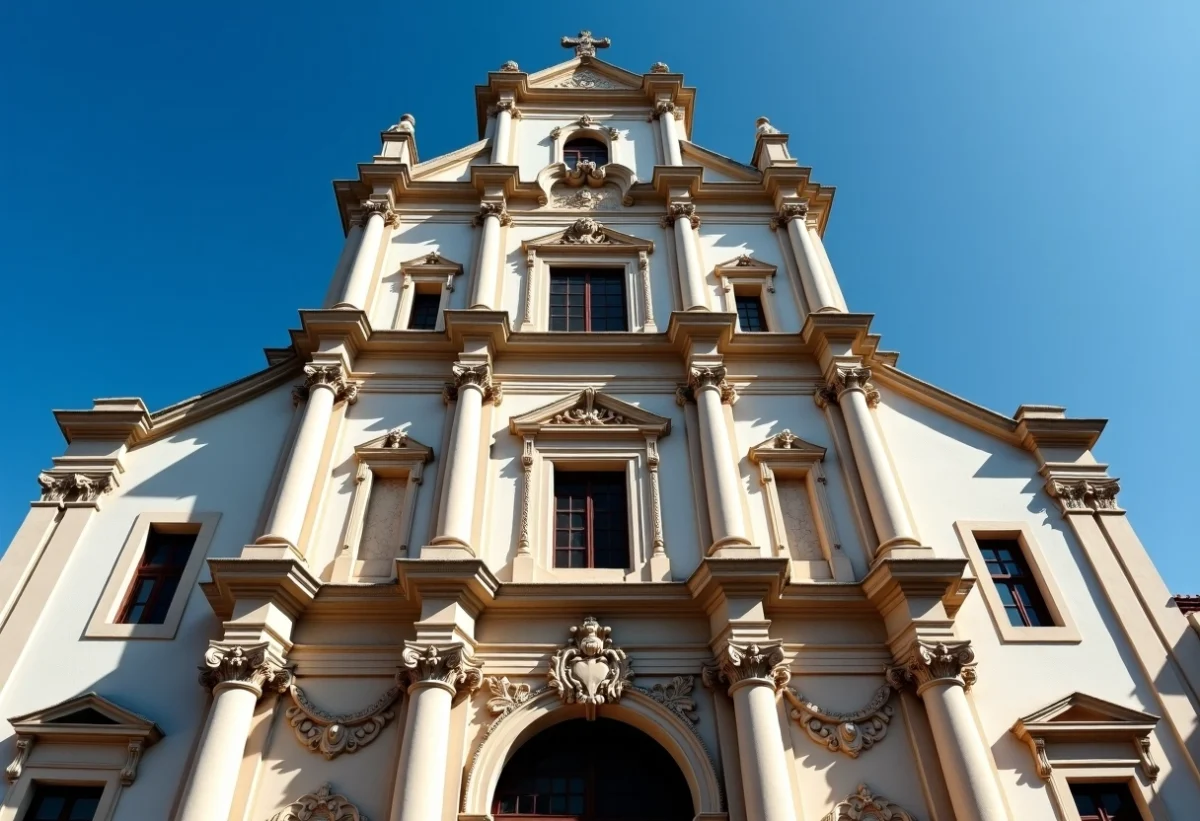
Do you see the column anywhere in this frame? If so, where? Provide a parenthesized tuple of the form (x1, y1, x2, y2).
(772, 203, 839, 314)
(806, 222, 849, 311)
(490, 101, 519, 164)
(389, 643, 483, 821)
(685, 367, 750, 551)
(178, 644, 291, 821)
(431, 363, 500, 551)
(337, 200, 395, 310)
(703, 642, 797, 821)
(655, 101, 683, 165)
(888, 640, 1008, 821)
(257, 364, 358, 551)
(818, 367, 918, 555)
(470, 202, 511, 309)
(662, 203, 706, 310)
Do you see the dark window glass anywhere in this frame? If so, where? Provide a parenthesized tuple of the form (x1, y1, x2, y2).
(493, 718, 692, 821)
(1071, 782, 1143, 821)
(116, 527, 197, 625)
(549, 269, 627, 332)
(26, 785, 104, 821)
(408, 292, 441, 330)
(562, 137, 608, 169)
(978, 537, 1052, 627)
(554, 473, 628, 569)
(735, 294, 767, 332)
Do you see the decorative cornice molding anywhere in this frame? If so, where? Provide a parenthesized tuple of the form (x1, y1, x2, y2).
(886, 639, 977, 693)
(294, 364, 359, 406)
(399, 642, 484, 695)
(548, 616, 634, 719)
(687, 366, 737, 404)
(36, 471, 113, 505)
(199, 642, 292, 697)
(815, 367, 880, 409)
(702, 641, 791, 694)
(1047, 477, 1121, 514)
(822, 784, 916, 821)
(769, 201, 810, 231)
(285, 681, 403, 759)
(473, 201, 513, 227)
(783, 684, 894, 758)
(445, 362, 502, 406)
(484, 676, 533, 718)
(660, 202, 700, 229)
(648, 676, 698, 724)
(268, 784, 366, 821)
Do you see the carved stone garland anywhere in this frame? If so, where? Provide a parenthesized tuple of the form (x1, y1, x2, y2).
(783, 684, 894, 758)
(821, 784, 917, 821)
(268, 784, 366, 821)
(549, 387, 625, 425)
(548, 616, 634, 719)
(285, 681, 404, 759)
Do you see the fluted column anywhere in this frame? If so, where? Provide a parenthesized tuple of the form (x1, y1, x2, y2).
(888, 641, 1008, 821)
(432, 363, 501, 552)
(680, 367, 750, 552)
(471, 202, 512, 309)
(178, 643, 291, 821)
(703, 642, 796, 821)
(337, 200, 396, 310)
(654, 101, 683, 165)
(389, 643, 483, 821)
(771, 203, 839, 314)
(258, 365, 358, 551)
(662, 203, 706, 310)
(489, 101, 519, 164)
(817, 367, 918, 555)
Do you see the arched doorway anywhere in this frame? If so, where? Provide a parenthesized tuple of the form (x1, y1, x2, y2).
(492, 718, 694, 821)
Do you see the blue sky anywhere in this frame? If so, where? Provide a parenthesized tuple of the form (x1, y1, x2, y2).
(1, 3, 1196, 585)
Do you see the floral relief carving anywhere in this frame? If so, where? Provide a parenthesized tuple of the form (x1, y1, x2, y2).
(783, 684, 894, 758)
(548, 616, 634, 719)
(548, 387, 626, 425)
(1049, 478, 1121, 513)
(822, 784, 916, 821)
(484, 676, 533, 717)
(36, 472, 113, 504)
(550, 186, 620, 211)
(560, 217, 611, 244)
(647, 676, 698, 724)
(285, 682, 403, 759)
(400, 643, 484, 695)
(268, 784, 366, 821)
(702, 641, 791, 693)
(553, 69, 621, 89)
(199, 643, 292, 696)
(887, 639, 977, 692)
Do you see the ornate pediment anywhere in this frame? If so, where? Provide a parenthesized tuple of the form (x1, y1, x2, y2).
(509, 389, 670, 437)
(529, 61, 640, 91)
(355, 428, 434, 462)
(548, 616, 634, 720)
(748, 430, 827, 465)
(399, 251, 464, 288)
(1012, 692, 1160, 780)
(522, 219, 653, 254)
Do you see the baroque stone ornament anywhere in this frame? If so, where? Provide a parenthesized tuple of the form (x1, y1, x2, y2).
(688, 366, 738, 404)
(381, 428, 409, 448)
(484, 676, 532, 717)
(652, 100, 679, 120)
(487, 100, 522, 119)
(822, 784, 916, 821)
(499, 60, 520, 72)
(36, 472, 112, 504)
(648, 676, 699, 724)
(473, 201, 513, 227)
(815, 367, 880, 409)
(650, 62, 670, 73)
(702, 642, 791, 693)
(553, 69, 621, 90)
(386, 113, 415, 134)
(551, 186, 619, 211)
(770, 202, 810, 230)
(1048, 478, 1121, 513)
(294, 364, 360, 405)
(756, 116, 781, 135)
(660, 202, 700, 229)
(565, 159, 606, 187)
(268, 784, 366, 821)
(445, 362, 502, 405)
(561, 30, 611, 58)
(400, 643, 484, 695)
(285, 681, 403, 760)
(358, 198, 399, 227)
(887, 639, 977, 693)
(561, 217, 611, 244)
(548, 616, 634, 719)
(198, 642, 292, 695)
(783, 684, 894, 758)
(549, 387, 625, 425)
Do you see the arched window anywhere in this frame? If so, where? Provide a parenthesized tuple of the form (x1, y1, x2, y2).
(493, 718, 692, 820)
(563, 137, 608, 169)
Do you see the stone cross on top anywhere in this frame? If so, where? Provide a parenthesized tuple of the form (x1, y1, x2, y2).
(562, 30, 611, 58)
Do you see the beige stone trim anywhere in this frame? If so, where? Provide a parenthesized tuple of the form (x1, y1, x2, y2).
(85, 512, 221, 640)
(954, 521, 1081, 644)
(715, 255, 779, 332)
(0, 767, 123, 821)
(1047, 767, 1160, 821)
(392, 252, 463, 332)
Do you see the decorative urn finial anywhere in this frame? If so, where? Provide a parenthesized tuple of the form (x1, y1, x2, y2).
(650, 62, 669, 73)
(756, 116, 780, 135)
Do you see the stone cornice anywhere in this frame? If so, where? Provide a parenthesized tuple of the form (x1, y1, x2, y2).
(54, 398, 151, 445)
(201, 558, 322, 624)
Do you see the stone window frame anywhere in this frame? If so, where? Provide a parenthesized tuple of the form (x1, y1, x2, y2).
(509, 390, 671, 583)
(332, 429, 433, 582)
(955, 521, 1081, 644)
(85, 511, 220, 640)
(748, 431, 854, 582)
(549, 116, 621, 168)
(715, 255, 779, 333)
(392, 252, 463, 332)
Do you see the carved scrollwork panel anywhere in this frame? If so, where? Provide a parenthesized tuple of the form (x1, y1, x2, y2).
(822, 783, 916, 821)
(285, 683, 403, 759)
(268, 784, 366, 821)
(548, 616, 634, 719)
(783, 684, 894, 758)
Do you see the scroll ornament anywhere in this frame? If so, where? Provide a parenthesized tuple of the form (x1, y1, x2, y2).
(285, 682, 403, 759)
(484, 676, 533, 717)
(783, 684, 894, 758)
(648, 676, 699, 724)
(268, 784, 366, 821)
(549, 616, 634, 719)
(822, 783, 916, 821)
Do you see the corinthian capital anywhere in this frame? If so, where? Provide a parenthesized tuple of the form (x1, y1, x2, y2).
(473, 201, 513, 227)
(36, 472, 113, 505)
(1047, 478, 1121, 513)
(769, 202, 810, 231)
(886, 639, 977, 693)
(702, 641, 791, 693)
(399, 643, 484, 695)
(487, 100, 522, 118)
(817, 367, 880, 409)
(660, 202, 700, 229)
(199, 642, 292, 696)
(687, 366, 737, 404)
(652, 100, 678, 120)
(445, 362, 502, 405)
(358, 199, 399, 227)
(294, 364, 359, 405)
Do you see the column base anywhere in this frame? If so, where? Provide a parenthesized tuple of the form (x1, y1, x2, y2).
(420, 542, 477, 560)
(648, 552, 672, 581)
(706, 539, 764, 559)
(240, 542, 304, 561)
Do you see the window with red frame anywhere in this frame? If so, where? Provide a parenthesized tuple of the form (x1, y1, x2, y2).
(25, 784, 104, 821)
(553, 472, 628, 569)
(548, 269, 627, 332)
(562, 137, 608, 169)
(978, 537, 1052, 627)
(116, 527, 197, 625)
(1070, 782, 1143, 821)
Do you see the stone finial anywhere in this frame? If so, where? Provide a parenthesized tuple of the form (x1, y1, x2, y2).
(387, 113, 416, 133)
(499, 60, 520, 72)
(650, 62, 669, 73)
(756, 116, 780, 135)
(561, 30, 611, 59)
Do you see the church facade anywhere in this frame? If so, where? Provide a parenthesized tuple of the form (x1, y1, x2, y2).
(0, 34, 1196, 821)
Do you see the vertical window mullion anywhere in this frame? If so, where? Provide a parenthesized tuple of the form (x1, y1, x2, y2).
(585, 480, 595, 568)
(583, 271, 593, 332)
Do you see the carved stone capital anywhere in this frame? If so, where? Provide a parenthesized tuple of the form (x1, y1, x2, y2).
(688, 366, 737, 404)
(652, 100, 678, 120)
(473, 201, 513, 227)
(886, 639, 977, 693)
(818, 367, 880, 409)
(660, 202, 700, 229)
(295, 364, 359, 405)
(358, 198, 398, 227)
(199, 642, 292, 697)
(702, 641, 791, 694)
(400, 642, 484, 695)
(36, 472, 113, 505)
(487, 100, 522, 119)
(769, 201, 810, 231)
(1047, 478, 1121, 513)
(548, 616, 634, 720)
(446, 362, 502, 405)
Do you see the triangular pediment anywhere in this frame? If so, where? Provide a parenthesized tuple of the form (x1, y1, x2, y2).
(749, 430, 826, 463)
(399, 251, 464, 276)
(10, 692, 162, 740)
(1015, 692, 1159, 730)
(715, 254, 777, 275)
(410, 139, 490, 182)
(509, 389, 670, 436)
(355, 428, 434, 460)
(528, 58, 642, 91)
(523, 219, 654, 253)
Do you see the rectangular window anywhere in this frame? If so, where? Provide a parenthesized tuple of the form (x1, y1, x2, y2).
(735, 294, 767, 332)
(549, 268, 627, 332)
(116, 527, 197, 625)
(25, 784, 104, 821)
(408, 292, 441, 330)
(1070, 782, 1142, 821)
(553, 472, 628, 569)
(978, 537, 1052, 627)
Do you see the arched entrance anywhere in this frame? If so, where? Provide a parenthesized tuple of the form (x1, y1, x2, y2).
(492, 718, 694, 821)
